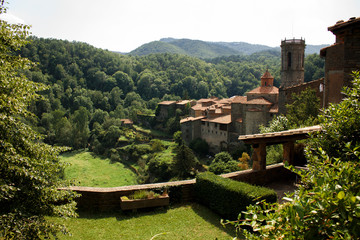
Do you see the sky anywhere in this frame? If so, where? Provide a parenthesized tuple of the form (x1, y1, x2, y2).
(1, 0, 359, 53)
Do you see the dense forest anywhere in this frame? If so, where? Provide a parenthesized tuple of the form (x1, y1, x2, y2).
(21, 37, 324, 153)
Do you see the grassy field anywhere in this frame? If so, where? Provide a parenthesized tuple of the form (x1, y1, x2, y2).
(51, 203, 236, 240)
(61, 150, 138, 187)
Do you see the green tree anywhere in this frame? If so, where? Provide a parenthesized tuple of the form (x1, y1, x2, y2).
(71, 107, 90, 149)
(173, 144, 199, 179)
(286, 87, 320, 127)
(0, 3, 77, 239)
(209, 152, 240, 174)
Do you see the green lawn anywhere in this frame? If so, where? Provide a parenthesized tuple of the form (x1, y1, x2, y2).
(61, 150, 138, 187)
(51, 203, 236, 240)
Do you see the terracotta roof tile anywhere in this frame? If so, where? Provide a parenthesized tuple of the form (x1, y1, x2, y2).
(180, 116, 205, 124)
(158, 101, 176, 105)
(202, 114, 232, 124)
(246, 97, 272, 105)
(248, 86, 279, 94)
(261, 70, 274, 79)
(191, 104, 207, 111)
(231, 96, 247, 103)
(176, 100, 192, 105)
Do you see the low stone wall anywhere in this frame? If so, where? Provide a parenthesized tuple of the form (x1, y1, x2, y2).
(67, 163, 296, 212)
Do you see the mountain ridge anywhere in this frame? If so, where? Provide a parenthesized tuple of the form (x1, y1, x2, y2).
(128, 38, 327, 58)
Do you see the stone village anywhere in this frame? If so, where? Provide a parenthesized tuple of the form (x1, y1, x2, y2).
(156, 17, 360, 153)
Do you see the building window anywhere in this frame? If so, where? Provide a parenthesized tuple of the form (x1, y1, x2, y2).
(201, 121, 205, 125)
(215, 123, 218, 128)
(287, 52, 292, 68)
(219, 124, 227, 131)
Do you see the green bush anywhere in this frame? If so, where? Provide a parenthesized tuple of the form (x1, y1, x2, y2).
(195, 172, 277, 220)
(209, 152, 241, 174)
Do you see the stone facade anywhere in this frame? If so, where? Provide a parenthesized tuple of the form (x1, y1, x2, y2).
(320, 17, 360, 106)
(280, 17, 360, 113)
(280, 38, 305, 88)
(181, 70, 279, 153)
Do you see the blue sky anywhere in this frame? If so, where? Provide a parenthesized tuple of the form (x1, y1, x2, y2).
(2, 0, 359, 52)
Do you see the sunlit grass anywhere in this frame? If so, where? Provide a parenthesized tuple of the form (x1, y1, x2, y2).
(51, 203, 236, 240)
(60, 150, 138, 187)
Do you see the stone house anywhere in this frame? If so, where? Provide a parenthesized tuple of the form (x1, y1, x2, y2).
(181, 70, 279, 152)
(156, 100, 196, 121)
(279, 17, 360, 113)
(178, 17, 360, 153)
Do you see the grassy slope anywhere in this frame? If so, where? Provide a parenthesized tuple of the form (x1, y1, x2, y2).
(52, 204, 235, 240)
(61, 151, 138, 187)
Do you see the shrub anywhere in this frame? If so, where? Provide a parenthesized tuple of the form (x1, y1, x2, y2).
(195, 172, 277, 220)
(209, 152, 241, 174)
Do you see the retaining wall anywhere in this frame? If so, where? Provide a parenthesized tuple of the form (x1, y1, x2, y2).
(66, 163, 296, 212)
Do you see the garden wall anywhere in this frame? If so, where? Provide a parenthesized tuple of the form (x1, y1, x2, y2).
(67, 163, 296, 212)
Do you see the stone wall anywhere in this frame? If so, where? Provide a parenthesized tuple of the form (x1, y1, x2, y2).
(279, 78, 325, 113)
(66, 163, 296, 212)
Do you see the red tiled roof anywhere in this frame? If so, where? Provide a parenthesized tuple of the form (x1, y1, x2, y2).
(261, 70, 274, 79)
(180, 116, 205, 124)
(247, 86, 279, 94)
(246, 97, 272, 105)
(191, 104, 207, 111)
(158, 101, 176, 105)
(176, 100, 192, 105)
(231, 96, 247, 103)
(202, 114, 232, 124)
(197, 97, 218, 103)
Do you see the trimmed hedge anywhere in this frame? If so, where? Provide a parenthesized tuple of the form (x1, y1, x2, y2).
(195, 172, 277, 220)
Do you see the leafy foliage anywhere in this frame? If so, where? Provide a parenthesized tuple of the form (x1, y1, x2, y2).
(173, 144, 199, 179)
(195, 172, 277, 220)
(209, 152, 241, 174)
(0, 3, 77, 239)
(229, 72, 360, 239)
(286, 87, 320, 128)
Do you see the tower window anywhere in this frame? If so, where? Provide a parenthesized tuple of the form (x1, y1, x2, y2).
(287, 52, 292, 68)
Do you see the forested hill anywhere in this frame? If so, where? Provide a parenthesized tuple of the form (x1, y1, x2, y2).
(20, 37, 323, 152)
(129, 38, 328, 58)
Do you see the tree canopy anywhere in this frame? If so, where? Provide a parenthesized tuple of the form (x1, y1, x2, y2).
(0, 3, 77, 238)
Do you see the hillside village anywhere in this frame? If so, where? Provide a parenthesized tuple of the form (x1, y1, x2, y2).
(2, 0, 360, 236)
(155, 17, 360, 154)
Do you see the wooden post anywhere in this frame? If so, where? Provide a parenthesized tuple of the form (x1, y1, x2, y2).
(252, 143, 267, 171)
(283, 141, 295, 165)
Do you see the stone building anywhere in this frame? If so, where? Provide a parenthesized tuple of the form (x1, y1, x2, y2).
(279, 17, 360, 113)
(177, 17, 360, 153)
(320, 17, 360, 105)
(156, 100, 196, 121)
(180, 70, 279, 152)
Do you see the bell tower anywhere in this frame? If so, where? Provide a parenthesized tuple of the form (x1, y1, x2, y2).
(280, 38, 305, 88)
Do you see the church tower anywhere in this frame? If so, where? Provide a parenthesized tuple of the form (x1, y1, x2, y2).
(280, 38, 305, 88)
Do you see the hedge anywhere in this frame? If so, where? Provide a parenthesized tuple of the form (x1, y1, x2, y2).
(195, 172, 277, 220)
